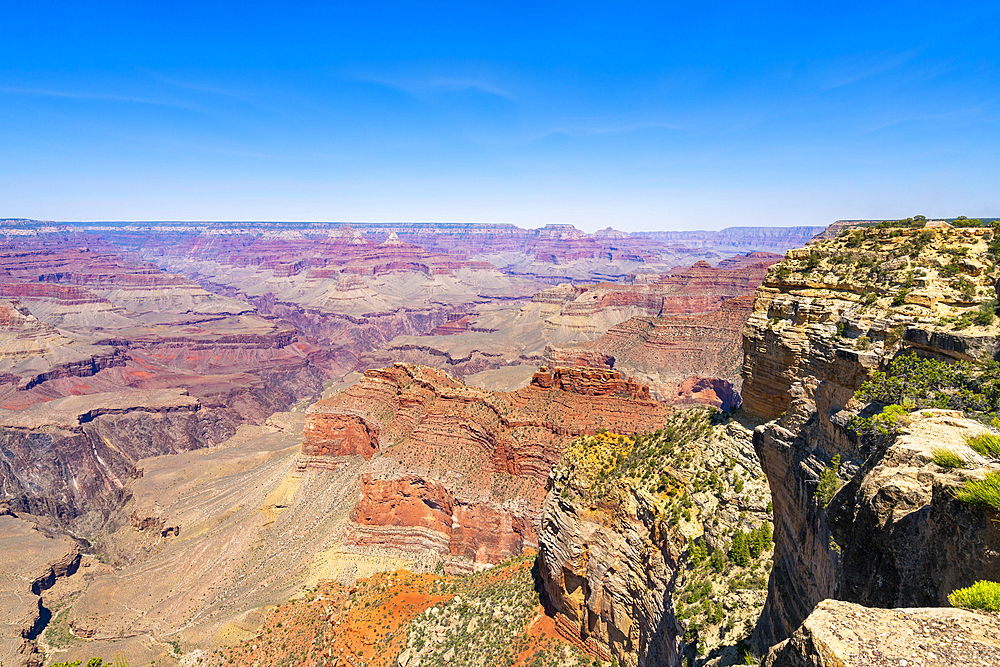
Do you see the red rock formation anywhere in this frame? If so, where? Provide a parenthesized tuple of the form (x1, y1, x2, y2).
(529, 366, 651, 400)
(303, 413, 379, 459)
(545, 296, 756, 409)
(350, 475, 538, 568)
(305, 363, 674, 566)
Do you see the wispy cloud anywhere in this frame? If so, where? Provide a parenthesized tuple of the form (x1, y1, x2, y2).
(352, 73, 515, 101)
(864, 99, 996, 133)
(820, 47, 926, 93)
(535, 121, 685, 140)
(0, 85, 203, 111)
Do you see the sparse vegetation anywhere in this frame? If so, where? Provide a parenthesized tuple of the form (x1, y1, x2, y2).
(948, 580, 1000, 612)
(931, 448, 966, 469)
(849, 354, 1000, 436)
(953, 471, 1000, 510)
(967, 432, 1000, 459)
(816, 455, 843, 508)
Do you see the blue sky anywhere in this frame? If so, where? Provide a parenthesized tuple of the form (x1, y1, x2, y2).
(2, 2, 998, 231)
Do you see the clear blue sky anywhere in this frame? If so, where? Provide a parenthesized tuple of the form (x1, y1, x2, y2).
(2, 2, 998, 231)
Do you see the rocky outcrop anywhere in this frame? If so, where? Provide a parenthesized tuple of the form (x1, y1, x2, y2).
(546, 296, 755, 408)
(742, 223, 1000, 647)
(828, 410, 1000, 609)
(762, 599, 1000, 667)
(0, 390, 238, 521)
(0, 513, 81, 667)
(529, 366, 651, 400)
(539, 481, 682, 666)
(304, 363, 675, 569)
(350, 474, 536, 570)
(303, 413, 379, 459)
(539, 413, 774, 667)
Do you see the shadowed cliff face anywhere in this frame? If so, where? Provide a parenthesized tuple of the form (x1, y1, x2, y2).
(742, 223, 1000, 648)
(0, 241, 329, 523)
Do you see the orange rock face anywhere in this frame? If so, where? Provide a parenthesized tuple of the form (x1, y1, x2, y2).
(529, 366, 650, 400)
(303, 413, 379, 459)
(350, 475, 535, 566)
(304, 363, 674, 567)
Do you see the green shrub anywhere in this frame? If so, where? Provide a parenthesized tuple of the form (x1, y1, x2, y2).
(948, 580, 1000, 612)
(709, 547, 725, 572)
(954, 471, 1000, 510)
(850, 403, 908, 436)
(850, 354, 1000, 427)
(855, 336, 872, 350)
(749, 523, 773, 557)
(931, 448, 966, 468)
(967, 433, 1000, 458)
(730, 530, 751, 567)
(976, 300, 997, 326)
(955, 276, 977, 301)
(817, 455, 842, 507)
(951, 216, 983, 228)
(689, 542, 707, 565)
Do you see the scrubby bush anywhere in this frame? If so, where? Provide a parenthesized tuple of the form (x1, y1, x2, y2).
(817, 455, 842, 507)
(954, 471, 1000, 510)
(848, 354, 1000, 436)
(948, 580, 1000, 611)
(951, 216, 984, 228)
(976, 300, 997, 326)
(931, 448, 966, 469)
(730, 530, 750, 567)
(967, 433, 1000, 458)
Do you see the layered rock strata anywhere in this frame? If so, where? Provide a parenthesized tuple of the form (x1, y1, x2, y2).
(0, 390, 236, 520)
(358, 258, 777, 392)
(0, 512, 81, 667)
(546, 296, 755, 408)
(742, 222, 1000, 647)
(539, 413, 774, 667)
(303, 363, 675, 571)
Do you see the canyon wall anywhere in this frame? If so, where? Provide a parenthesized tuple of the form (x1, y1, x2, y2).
(741, 223, 1000, 648)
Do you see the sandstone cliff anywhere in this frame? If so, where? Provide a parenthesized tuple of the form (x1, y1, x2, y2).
(539, 411, 774, 666)
(0, 512, 81, 667)
(741, 222, 1000, 648)
(762, 599, 1000, 666)
(545, 296, 755, 408)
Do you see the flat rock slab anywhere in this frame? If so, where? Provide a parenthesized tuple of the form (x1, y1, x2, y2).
(764, 599, 1000, 667)
(0, 388, 198, 429)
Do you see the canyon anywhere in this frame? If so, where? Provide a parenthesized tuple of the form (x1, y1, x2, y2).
(3, 218, 998, 667)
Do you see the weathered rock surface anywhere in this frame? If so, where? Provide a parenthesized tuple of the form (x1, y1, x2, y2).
(828, 410, 1000, 609)
(762, 599, 1000, 667)
(546, 296, 756, 408)
(0, 243, 327, 522)
(539, 414, 774, 667)
(539, 481, 682, 666)
(743, 223, 1000, 647)
(350, 474, 535, 565)
(359, 258, 776, 392)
